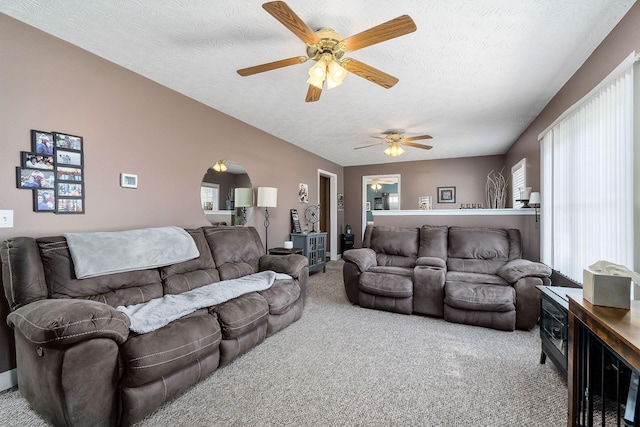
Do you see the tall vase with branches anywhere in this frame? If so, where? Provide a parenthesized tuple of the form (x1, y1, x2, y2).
(485, 168, 508, 209)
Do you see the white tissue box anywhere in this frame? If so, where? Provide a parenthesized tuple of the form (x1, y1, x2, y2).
(583, 268, 631, 309)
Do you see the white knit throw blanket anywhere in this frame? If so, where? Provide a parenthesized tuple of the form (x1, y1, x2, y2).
(117, 271, 291, 334)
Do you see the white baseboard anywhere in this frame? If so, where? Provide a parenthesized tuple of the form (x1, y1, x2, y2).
(0, 369, 17, 391)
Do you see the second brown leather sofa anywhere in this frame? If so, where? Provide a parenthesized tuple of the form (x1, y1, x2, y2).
(342, 225, 551, 331)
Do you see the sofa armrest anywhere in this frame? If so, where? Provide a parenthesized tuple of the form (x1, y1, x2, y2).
(498, 259, 552, 283)
(413, 257, 447, 317)
(7, 299, 130, 349)
(343, 248, 377, 272)
(259, 254, 308, 278)
(416, 256, 447, 269)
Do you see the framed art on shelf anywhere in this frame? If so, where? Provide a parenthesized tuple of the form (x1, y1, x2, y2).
(418, 196, 432, 210)
(437, 186, 456, 203)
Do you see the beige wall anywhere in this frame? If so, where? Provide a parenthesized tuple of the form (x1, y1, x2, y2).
(0, 14, 342, 375)
(344, 155, 506, 245)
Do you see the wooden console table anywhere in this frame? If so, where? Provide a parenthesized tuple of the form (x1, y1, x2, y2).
(568, 296, 640, 426)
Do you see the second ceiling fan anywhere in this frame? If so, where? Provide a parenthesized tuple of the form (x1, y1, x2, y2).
(237, 1, 417, 102)
(356, 130, 433, 157)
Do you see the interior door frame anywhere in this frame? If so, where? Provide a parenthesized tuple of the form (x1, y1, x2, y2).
(318, 169, 338, 261)
(362, 174, 401, 238)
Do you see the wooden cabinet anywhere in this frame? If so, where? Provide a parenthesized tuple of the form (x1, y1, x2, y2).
(291, 232, 326, 273)
(568, 296, 640, 426)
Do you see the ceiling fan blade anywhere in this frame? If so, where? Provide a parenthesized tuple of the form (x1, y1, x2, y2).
(237, 56, 307, 76)
(341, 15, 417, 52)
(355, 142, 385, 150)
(342, 58, 399, 88)
(305, 85, 322, 102)
(263, 1, 320, 45)
(405, 135, 433, 141)
(402, 141, 433, 150)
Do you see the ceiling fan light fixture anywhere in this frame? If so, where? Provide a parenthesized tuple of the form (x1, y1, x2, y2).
(384, 142, 405, 157)
(307, 59, 327, 89)
(326, 60, 347, 89)
(212, 160, 227, 172)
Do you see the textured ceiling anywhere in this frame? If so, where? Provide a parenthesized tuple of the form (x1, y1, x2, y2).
(0, 1, 635, 166)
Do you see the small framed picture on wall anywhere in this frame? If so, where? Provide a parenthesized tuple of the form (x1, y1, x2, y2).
(437, 186, 456, 203)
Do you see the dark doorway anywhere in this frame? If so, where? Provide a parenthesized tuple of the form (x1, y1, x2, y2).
(319, 175, 331, 258)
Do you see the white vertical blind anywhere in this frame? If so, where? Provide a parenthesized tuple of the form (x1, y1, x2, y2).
(539, 60, 635, 282)
(511, 158, 527, 208)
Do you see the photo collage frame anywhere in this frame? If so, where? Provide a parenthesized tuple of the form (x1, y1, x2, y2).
(15, 130, 85, 214)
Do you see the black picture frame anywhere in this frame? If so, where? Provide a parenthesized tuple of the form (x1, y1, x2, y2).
(55, 149, 83, 167)
(31, 130, 54, 154)
(16, 167, 55, 189)
(57, 182, 83, 198)
(56, 166, 83, 182)
(21, 151, 55, 170)
(33, 189, 56, 212)
(290, 209, 302, 233)
(53, 132, 83, 151)
(57, 198, 84, 214)
(437, 186, 456, 203)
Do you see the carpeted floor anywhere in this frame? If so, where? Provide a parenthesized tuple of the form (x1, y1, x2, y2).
(0, 260, 567, 426)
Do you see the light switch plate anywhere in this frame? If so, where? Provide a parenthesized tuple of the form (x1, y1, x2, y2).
(0, 210, 14, 228)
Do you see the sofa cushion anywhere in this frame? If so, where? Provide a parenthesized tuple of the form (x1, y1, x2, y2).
(447, 227, 518, 275)
(37, 236, 163, 307)
(418, 225, 448, 260)
(447, 258, 508, 276)
(160, 228, 220, 294)
(120, 309, 221, 387)
(259, 279, 301, 315)
(446, 271, 509, 287)
(444, 283, 515, 312)
(203, 226, 262, 280)
(359, 270, 413, 298)
(213, 292, 269, 339)
(368, 226, 419, 266)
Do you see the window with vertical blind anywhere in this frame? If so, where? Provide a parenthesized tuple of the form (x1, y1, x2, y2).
(200, 183, 219, 211)
(511, 158, 527, 208)
(538, 52, 637, 283)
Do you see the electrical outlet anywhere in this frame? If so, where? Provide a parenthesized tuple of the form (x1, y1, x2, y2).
(0, 210, 14, 228)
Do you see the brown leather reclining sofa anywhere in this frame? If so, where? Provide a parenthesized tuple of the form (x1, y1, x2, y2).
(1, 226, 308, 426)
(343, 225, 551, 331)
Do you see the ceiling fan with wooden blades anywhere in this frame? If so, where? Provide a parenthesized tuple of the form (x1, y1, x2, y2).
(355, 130, 433, 157)
(237, 1, 417, 102)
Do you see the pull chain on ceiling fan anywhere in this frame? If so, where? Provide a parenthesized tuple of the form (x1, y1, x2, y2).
(355, 130, 433, 157)
(237, 1, 417, 102)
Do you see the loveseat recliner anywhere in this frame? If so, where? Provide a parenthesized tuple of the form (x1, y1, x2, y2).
(343, 225, 551, 331)
(1, 225, 308, 427)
